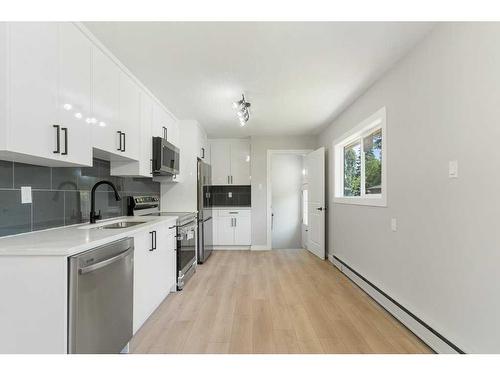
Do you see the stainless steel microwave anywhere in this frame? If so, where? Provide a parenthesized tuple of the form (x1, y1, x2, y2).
(152, 137, 180, 176)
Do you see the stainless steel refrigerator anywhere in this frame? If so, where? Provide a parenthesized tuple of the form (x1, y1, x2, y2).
(197, 159, 213, 263)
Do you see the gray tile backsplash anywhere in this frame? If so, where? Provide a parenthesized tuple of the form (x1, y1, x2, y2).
(0, 190, 31, 236)
(207, 185, 251, 207)
(0, 160, 13, 188)
(0, 158, 160, 237)
(33, 190, 65, 231)
(13, 162, 51, 189)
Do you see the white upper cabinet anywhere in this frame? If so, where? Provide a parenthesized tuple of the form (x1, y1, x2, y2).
(4, 23, 60, 164)
(0, 22, 93, 167)
(210, 141, 232, 185)
(58, 23, 93, 166)
(118, 71, 141, 160)
(209, 139, 251, 185)
(0, 22, 177, 172)
(152, 102, 179, 147)
(230, 140, 251, 185)
(91, 46, 120, 155)
(198, 128, 209, 162)
(139, 92, 153, 176)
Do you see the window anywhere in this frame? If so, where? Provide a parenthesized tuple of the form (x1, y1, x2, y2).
(333, 107, 386, 206)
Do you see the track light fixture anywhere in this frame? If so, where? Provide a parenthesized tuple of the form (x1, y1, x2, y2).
(233, 94, 251, 126)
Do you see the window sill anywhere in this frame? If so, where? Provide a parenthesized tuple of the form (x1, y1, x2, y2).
(333, 196, 387, 207)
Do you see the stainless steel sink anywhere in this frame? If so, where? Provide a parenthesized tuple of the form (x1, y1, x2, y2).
(99, 221, 146, 229)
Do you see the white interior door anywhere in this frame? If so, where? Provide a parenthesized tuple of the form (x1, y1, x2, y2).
(305, 147, 325, 259)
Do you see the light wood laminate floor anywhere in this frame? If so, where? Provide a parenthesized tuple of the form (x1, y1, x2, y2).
(130, 250, 432, 354)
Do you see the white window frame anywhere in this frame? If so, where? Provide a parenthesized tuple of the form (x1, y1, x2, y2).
(333, 107, 387, 207)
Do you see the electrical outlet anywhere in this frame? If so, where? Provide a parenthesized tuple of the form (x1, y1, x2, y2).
(391, 218, 397, 232)
(449, 160, 458, 178)
(21, 186, 32, 204)
(228, 192, 232, 198)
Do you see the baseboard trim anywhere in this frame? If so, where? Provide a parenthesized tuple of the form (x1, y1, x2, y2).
(331, 255, 465, 354)
(251, 245, 269, 251)
(213, 246, 251, 251)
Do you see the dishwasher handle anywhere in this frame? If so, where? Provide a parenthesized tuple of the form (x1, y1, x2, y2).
(79, 247, 133, 275)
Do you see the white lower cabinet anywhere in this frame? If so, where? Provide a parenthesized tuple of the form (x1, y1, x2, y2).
(213, 209, 251, 247)
(133, 220, 176, 333)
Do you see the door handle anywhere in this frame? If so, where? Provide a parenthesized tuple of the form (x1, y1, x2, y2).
(78, 247, 132, 274)
(201, 147, 205, 159)
(121, 132, 126, 152)
(117, 131, 122, 151)
(163, 126, 167, 139)
(271, 213, 274, 230)
(53, 125, 60, 154)
(234, 217, 237, 227)
(316, 207, 323, 211)
(227, 176, 230, 184)
(230, 175, 233, 184)
(61, 127, 68, 155)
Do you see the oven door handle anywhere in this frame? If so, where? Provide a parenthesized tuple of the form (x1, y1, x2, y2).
(179, 219, 197, 227)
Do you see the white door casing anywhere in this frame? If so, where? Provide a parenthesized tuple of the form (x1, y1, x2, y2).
(305, 147, 325, 259)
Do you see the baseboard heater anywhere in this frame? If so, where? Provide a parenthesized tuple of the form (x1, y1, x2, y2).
(330, 255, 465, 354)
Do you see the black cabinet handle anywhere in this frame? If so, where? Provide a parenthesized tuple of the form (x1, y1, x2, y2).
(53, 125, 60, 154)
(122, 132, 126, 152)
(117, 131, 122, 151)
(153, 230, 157, 250)
(162, 126, 167, 139)
(150, 159, 153, 175)
(149, 231, 154, 251)
(61, 127, 68, 155)
(201, 147, 205, 159)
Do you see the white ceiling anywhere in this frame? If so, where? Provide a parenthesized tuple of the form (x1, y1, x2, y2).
(84, 22, 434, 138)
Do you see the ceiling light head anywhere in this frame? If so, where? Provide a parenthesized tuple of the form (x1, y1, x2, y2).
(233, 94, 251, 127)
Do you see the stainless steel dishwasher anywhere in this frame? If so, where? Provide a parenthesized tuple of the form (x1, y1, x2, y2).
(68, 237, 134, 354)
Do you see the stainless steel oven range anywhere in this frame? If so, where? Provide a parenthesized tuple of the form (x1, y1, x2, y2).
(127, 195, 197, 290)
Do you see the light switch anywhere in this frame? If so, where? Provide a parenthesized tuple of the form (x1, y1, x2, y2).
(391, 218, 397, 232)
(449, 160, 458, 178)
(21, 186, 32, 204)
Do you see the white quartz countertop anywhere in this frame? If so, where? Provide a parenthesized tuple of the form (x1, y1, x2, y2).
(0, 216, 178, 257)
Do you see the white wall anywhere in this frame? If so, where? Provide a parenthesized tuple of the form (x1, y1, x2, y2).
(317, 23, 500, 353)
(161, 120, 205, 212)
(250, 136, 317, 247)
(271, 154, 304, 249)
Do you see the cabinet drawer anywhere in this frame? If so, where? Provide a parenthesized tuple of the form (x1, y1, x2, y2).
(217, 209, 251, 217)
